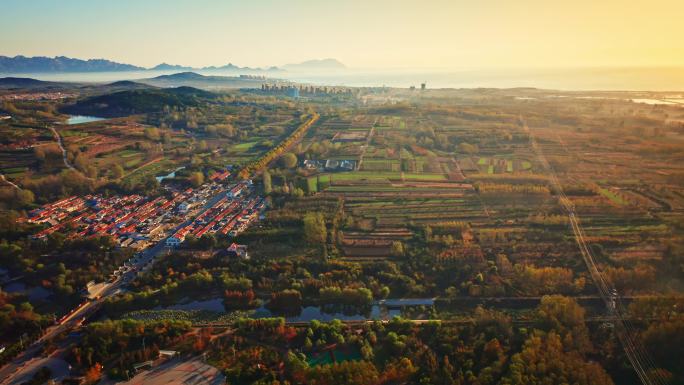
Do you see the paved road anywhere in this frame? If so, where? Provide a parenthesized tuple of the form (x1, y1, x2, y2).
(0, 186, 234, 385)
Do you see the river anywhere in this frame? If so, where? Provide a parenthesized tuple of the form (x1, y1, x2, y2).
(161, 297, 435, 322)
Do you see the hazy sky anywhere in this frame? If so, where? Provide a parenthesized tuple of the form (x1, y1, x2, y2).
(2, 0, 683, 69)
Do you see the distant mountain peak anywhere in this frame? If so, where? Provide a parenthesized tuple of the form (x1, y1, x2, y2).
(152, 72, 207, 80)
(151, 63, 194, 71)
(282, 58, 346, 71)
(0, 55, 143, 73)
(0, 54, 347, 75)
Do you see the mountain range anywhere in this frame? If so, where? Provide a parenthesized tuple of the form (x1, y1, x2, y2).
(0, 55, 346, 73)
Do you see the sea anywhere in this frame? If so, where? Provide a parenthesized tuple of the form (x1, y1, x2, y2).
(3, 67, 684, 91)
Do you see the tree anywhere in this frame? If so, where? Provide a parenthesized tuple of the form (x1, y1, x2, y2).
(14, 189, 34, 206)
(642, 319, 684, 377)
(112, 164, 125, 179)
(33, 146, 46, 161)
(536, 295, 591, 353)
(144, 127, 160, 141)
(279, 152, 298, 168)
(74, 153, 89, 173)
(458, 142, 479, 154)
(303, 212, 326, 246)
(263, 169, 272, 194)
(84, 363, 103, 384)
(188, 172, 204, 187)
(502, 331, 613, 385)
(391, 241, 405, 257)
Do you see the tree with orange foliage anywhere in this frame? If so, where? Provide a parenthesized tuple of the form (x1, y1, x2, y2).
(84, 363, 103, 384)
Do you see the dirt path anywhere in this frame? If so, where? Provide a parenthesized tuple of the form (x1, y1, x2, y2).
(48, 126, 75, 171)
(0, 173, 20, 189)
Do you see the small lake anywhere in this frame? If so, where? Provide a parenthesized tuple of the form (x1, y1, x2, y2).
(66, 115, 106, 125)
(155, 167, 185, 183)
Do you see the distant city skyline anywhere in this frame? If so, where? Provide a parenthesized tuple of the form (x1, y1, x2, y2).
(2, 0, 684, 70)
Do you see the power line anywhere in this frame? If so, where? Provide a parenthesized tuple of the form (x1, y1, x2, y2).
(525, 121, 665, 385)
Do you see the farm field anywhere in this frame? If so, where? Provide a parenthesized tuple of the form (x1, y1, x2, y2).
(1, 83, 684, 385)
(251, 87, 684, 301)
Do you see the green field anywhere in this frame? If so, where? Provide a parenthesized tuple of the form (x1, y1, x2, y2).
(598, 187, 627, 206)
(119, 149, 142, 158)
(322, 171, 447, 182)
(231, 141, 259, 152)
(307, 176, 319, 193)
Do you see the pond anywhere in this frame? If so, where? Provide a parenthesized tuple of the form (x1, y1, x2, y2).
(66, 115, 106, 125)
(155, 167, 185, 183)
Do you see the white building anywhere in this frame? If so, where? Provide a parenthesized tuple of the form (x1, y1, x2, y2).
(166, 236, 182, 247)
(178, 202, 191, 213)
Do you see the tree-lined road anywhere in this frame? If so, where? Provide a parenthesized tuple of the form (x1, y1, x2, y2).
(0, 185, 234, 384)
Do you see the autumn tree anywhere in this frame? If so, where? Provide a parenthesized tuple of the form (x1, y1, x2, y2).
(279, 152, 298, 168)
(536, 295, 591, 353)
(502, 331, 613, 385)
(14, 189, 34, 206)
(188, 172, 204, 187)
(112, 164, 125, 179)
(391, 241, 405, 257)
(84, 363, 103, 384)
(303, 212, 326, 247)
(263, 169, 272, 194)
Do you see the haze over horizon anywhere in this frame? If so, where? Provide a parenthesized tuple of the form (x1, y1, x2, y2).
(2, 0, 684, 70)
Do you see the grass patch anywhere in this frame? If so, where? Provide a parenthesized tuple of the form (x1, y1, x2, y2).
(307, 177, 319, 193)
(119, 149, 141, 158)
(231, 141, 258, 152)
(598, 187, 627, 206)
(321, 171, 447, 182)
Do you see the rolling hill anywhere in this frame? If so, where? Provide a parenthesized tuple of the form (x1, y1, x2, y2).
(0, 77, 65, 90)
(140, 72, 272, 89)
(60, 86, 216, 117)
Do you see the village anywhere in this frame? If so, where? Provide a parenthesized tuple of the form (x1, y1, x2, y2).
(22, 169, 265, 254)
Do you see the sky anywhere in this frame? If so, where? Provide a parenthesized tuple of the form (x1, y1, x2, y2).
(1, 0, 684, 69)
